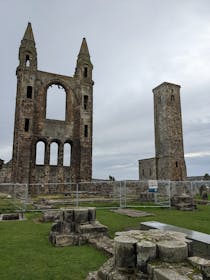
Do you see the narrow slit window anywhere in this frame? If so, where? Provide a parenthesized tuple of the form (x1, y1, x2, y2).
(84, 67, 88, 78)
(25, 55, 30, 67)
(176, 161, 178, 167)
(84, 95, 88, 110)
(149, 168, 152, 176)
(84, 125, 88, 137)
(142, 169, 144, 176)
(24, 118, 30, 132)
(27, 86, 32, 98)
(171, 95, 175, 101)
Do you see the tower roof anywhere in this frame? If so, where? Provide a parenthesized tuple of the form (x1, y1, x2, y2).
(22, 22, 35, 42)
(78, 38, 90, 57)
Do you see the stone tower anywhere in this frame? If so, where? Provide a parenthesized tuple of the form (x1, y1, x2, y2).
(11, 23, 93, 185)
(153, 82, 186, 180)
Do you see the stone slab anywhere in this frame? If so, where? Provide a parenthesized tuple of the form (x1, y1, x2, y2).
(140, 221, 210, 259)
(111, 208, 154, 217)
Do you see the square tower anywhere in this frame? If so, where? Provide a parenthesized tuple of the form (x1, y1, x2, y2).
(153, 82, 186, 180)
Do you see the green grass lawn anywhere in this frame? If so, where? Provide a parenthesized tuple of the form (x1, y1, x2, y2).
(0, 205, 210, 279)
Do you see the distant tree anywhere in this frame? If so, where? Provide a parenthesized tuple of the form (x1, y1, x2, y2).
(109, 175, 115, 181)
(204, 173, 210, 180)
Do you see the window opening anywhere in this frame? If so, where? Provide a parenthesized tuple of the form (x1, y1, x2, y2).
(149, 168, 152, 176)
(142, 169, 144, 176)
(171, 95, 175, 101)
(84, 67, 88, 78)
(84, 125, 88, 137)
(64, 143, 71, 166)
(50, 142, 58, 165)
(84, 95, 88, 110)
(36, 141, 45, 165)
(46, 84, 66, 121)
(24, 118, 29, 132)
(176, 161, 178, 167)
(25, 55, 30, 67)
(27, 86, 32, 98)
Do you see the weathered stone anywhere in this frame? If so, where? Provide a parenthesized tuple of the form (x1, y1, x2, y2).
(157, 240, 188, 262)
(88, 207, 96, 222)
(114, 235, 137, 272)
(137, 240, 156, 272)
(63, 209, 74, 223)
(153, 268, 189, 280)
(74, 208, 89, 224)
(40, 210, 61, 222)
(188, 256, 210, 279)
(2, 213, 20, 220)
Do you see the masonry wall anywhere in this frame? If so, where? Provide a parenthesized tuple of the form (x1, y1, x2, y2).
(10, 23, 93, 186)
(139, 158, 156, 180)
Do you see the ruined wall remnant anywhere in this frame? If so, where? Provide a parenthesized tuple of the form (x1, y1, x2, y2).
(139, 82, 187, 181)
(10, 23, 93, 185)
(87, 229, 209, 280)
(49, 207, 108, 246)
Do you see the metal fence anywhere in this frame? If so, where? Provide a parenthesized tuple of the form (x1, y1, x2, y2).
(0, 180, 209, 212)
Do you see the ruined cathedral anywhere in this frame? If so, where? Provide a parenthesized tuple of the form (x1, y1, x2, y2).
(0, 23, 187, 184)
(2, 23, 93, 184)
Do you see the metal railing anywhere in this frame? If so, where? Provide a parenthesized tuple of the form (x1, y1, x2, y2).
(0, 180, 209, 212)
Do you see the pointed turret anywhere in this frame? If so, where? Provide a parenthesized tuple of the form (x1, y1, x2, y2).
(18, 22, 37, 71)
(78, 38, 90, 58)
(74, 38, 93, 81)
(22, 22, 35, 42)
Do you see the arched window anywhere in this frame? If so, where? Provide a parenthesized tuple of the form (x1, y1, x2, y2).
(46, 84, 66, 121)
(36, 141, 45, 165)
(50, 142, 58, 165)
(25, 55, 30, 67)
(83, 67, 88, 78)
(171, 95, 175, 101)
(63, 143, 71, 166)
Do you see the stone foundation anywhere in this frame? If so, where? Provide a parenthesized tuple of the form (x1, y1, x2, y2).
(49, 207, 108, 247)
(87, 229, 210, 279)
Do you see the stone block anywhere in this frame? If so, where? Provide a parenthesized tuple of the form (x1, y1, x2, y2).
(114, 235, 137, 273)
(153, 268, 189, 280)
(157, 240, 188, 262)
(74, 208, 89, 224)
(188, 256, 210, 279)
(88, 207, 96, 222)
(137, 240, 156, 272)
(63, 208, 74, 223)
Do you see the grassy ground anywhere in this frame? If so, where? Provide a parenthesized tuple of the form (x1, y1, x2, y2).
(0, 205, 210, 279)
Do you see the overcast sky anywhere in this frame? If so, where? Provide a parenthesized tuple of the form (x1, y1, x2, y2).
(0, 0, 210, 180)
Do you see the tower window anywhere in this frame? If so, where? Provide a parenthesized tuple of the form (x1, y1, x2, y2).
(25, 55, 30, 67)
(84, 67, 88, 78)
(84, 125, 88, 137)
(24, 118, 30, 132)
(27, 86, 32, 98)
(171, 95, 175, 101)
(176, 161, 178, 167)
(142, 169, 144, 176)
(149, 168, 152, 176)
(158, 96, 161, 104)
(84, 95, 88, 110)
